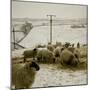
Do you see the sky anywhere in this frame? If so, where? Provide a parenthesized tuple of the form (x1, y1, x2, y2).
(12, 1, 87, 19)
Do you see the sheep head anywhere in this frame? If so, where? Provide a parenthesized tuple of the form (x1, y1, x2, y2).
(30, 61, 40, 71)
(25, 61, 40, 71)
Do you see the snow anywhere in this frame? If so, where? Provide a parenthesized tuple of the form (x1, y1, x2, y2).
(32, 64, 87, 88)
(19, 25, 87, 48)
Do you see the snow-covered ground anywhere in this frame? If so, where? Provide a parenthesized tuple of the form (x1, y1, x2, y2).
(32, 64, 87, 88)
(12, 63, 87, 88)
(12, 25, 87, 49)
(19, 25, 87, 48)
(11, 21, 87, 88)
(11, 46, 87, 88)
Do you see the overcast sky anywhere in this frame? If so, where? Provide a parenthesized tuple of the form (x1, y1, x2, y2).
(12, 1, 87, 19)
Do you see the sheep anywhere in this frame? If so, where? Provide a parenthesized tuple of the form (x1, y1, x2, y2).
(60, 49, 79, 67)
(37, 49, 55, 63)
(77, 42, 80, 48)
(56, 42, 62, 47)
(64, 42, 71, 48)
(54, 46, 64, 57)
(73, 48, 80, 62)
(72, 43, 74, 47)
(12, 60, 40, 89)
(67, 47, 80, 62)
(23, 48, 38, 62)
(53, 46, 64, 63)
(47, 44, 55, 52)
(68, 47, 75, 53)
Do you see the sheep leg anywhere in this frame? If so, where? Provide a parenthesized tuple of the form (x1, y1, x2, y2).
(53, 58, 56, 63)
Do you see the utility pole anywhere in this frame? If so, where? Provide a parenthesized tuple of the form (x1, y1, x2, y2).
(12, 27, 16, 49)
(47, 15, 56, 44)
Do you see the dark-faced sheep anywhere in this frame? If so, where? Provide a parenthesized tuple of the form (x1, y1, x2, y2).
(64, 42, 71, 48)
(37, 49, 55, 63)
(60, 49, 79, 67)
(12, 61, 40, 89)
(23, 48, 38, 62)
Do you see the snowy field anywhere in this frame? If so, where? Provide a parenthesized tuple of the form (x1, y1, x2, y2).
(19, 25, 87, 48)
(11, 45, 87, 88)
(12, 24, 87, 49)
(12, 62, 87, 88)
(32, 64, 87, 88)
(11, 20, 87, 88)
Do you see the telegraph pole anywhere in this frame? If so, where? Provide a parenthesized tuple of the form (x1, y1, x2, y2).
(47, 15, 56, 44)
(12, 27, 16, 49)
